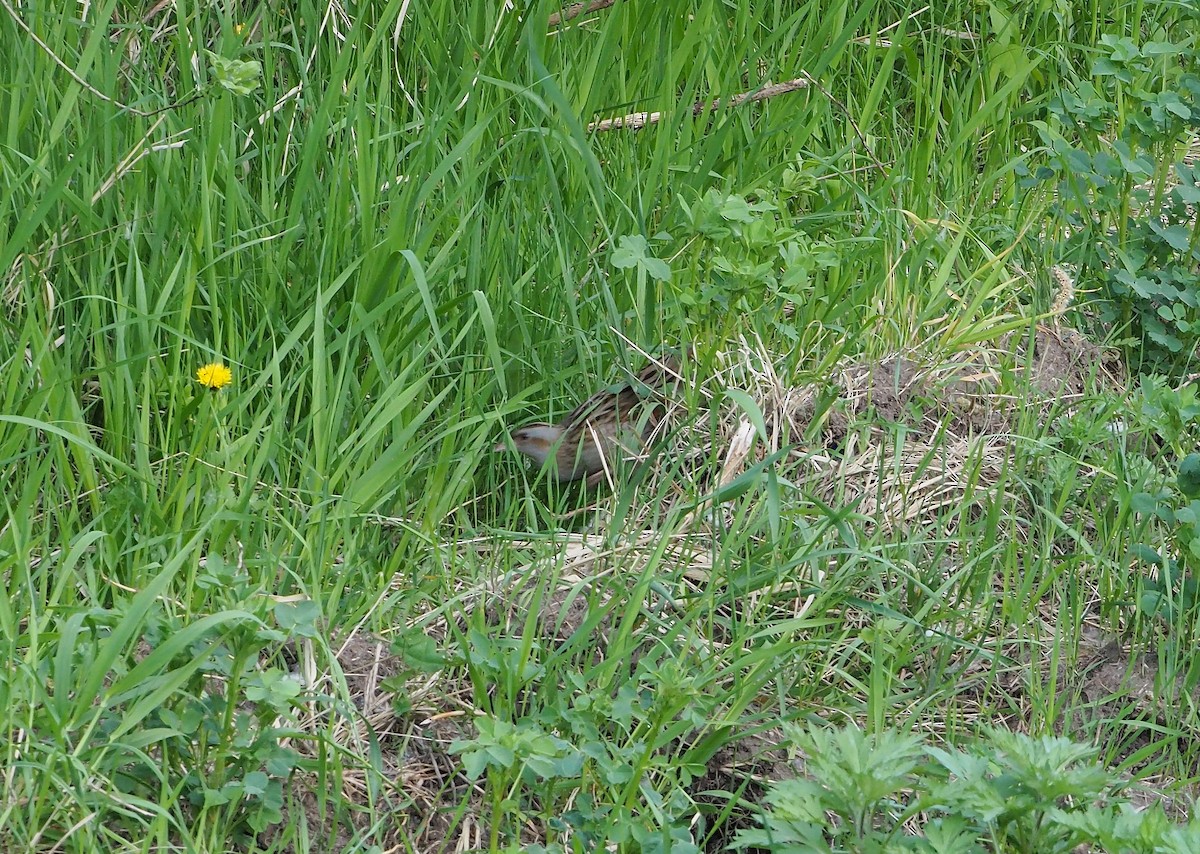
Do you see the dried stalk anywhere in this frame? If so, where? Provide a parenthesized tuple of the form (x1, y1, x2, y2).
(588, 78, 809, 132)
(548, 0, 616, 28)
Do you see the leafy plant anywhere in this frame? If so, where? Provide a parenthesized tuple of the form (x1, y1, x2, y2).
(664, 183, 839, 336)
(1117, 380, 1200, 635)
(736, 723, 1200, 853)
(447, 630, 726, 850)
(1036, 35, 1200, 369)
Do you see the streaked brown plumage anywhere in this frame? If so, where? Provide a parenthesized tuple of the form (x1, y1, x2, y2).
(495, 356, 679, 483)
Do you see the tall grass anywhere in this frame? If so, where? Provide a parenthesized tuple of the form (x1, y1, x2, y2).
(1, 0, 1196, 849)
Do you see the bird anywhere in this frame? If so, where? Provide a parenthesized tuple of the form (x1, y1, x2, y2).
(495, 356, 680, 484)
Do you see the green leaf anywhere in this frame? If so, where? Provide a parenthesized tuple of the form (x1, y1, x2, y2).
(204, 786, 233, 807)
(724, 388, 769, 442)
(245, 669, 303, 706)
(611, 234, 649, 269)
(1143, 41, 1186, 56)
(1175, 182, 1200, 204)
(1138, 591, 1166, 618)
(1178, 454, 1200, 498)
(642, 256, 672, 282)
(1150, 221, 1192, 252)
(718, 194, 756, 223)
(206, 50, 262, 95)
(1129, 492, 1163, 515)
(460, 749, 490, 780)
(274, 600, 321, 637)
(242, 771, 270, 797)
(392, 629, 450, 672)
(610, 233, 671, 281)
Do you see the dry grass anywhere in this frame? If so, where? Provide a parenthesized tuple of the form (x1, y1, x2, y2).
(286, 323, 1138, 848)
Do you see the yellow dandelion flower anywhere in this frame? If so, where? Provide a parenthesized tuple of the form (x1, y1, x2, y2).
(234, 22, 246, 35)
(197, 362, 233, 390)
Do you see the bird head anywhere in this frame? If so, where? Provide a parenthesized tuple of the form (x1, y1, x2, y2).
(495, 423, 563, 466)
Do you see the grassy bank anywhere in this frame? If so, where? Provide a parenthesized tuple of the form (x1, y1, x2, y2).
(2, 0, 1199, 850)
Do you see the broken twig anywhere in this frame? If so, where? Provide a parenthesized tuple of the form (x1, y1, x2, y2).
(548, 0, 616, 28)
(588, 78, 809, 132)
